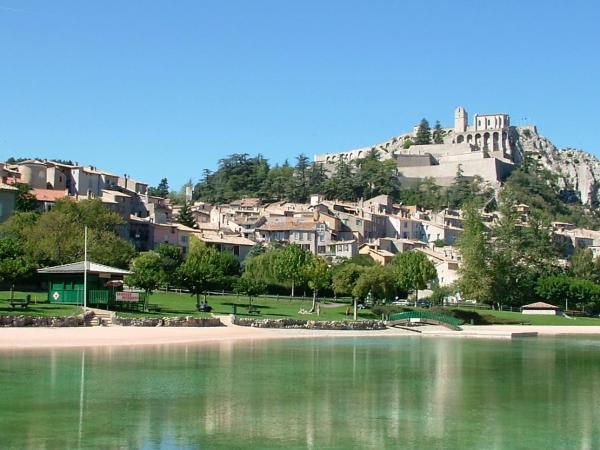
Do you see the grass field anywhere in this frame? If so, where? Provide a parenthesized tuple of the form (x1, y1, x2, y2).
(118, 292, 376, 321)
(458, 307, 600, 326)
(0, 291, 81, 317)
(4, 290, 600, 326)
(0, 290, 370, 321)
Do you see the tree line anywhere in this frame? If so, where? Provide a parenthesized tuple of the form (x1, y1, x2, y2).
(126, 241, 438, 312)
(162, 150, 493, 208)
(0, 198, 136, 297)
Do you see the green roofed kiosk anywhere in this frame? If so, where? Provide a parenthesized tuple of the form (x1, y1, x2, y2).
(37, 261, 144, 310)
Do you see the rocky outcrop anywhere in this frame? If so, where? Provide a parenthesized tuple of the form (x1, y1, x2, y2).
(515, 126, 600, 206)
(0, 310, 93, 327)
(233, 317, 387, 330)
(113, 316, 223, 327)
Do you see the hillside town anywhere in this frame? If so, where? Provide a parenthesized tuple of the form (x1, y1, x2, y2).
(2, 153, 599, 295)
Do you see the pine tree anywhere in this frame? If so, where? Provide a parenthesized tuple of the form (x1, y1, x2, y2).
(176, 201, 196, 228)
(456, 202, 493, 304)
(414, 118, 431, 145)
(148, 178, 170, 198)
(432, 120, 444, 144)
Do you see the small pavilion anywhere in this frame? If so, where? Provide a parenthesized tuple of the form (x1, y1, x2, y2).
(521, 302, 560, 316)
(38, 261, 133, 308)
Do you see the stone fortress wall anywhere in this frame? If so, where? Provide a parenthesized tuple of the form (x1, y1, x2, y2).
(314, 106, 518, 187)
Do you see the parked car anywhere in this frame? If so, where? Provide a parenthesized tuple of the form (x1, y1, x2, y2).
(416, 300, 431, 308)
(392, 300, 411, 306)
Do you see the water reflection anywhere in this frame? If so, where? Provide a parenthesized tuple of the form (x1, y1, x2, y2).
(1, 337, 600, 449)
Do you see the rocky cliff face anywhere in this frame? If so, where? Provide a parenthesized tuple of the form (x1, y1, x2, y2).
(514, 126, 600, 206)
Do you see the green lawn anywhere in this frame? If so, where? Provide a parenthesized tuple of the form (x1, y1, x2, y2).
(458, 307, 600, 326)
(0, 291, 81, 317)
(117, 291, 377, 321)
(5, 289, 600, 326)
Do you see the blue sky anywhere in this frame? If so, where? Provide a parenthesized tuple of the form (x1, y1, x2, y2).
(1, 0, 598, 188)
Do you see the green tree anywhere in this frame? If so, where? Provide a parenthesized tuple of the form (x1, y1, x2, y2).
(234, 273, 266, 310)
(391, 251, 437, 303)
(352, 265, 396, 303)
(302, 255, 330, 312)
(155, 243, 184, 286)
(456, 202, 493, 304)
(432, 120, 444, 144)
(287, 154, 312, 202)
(331, 262, 365, 319)
(274, 243, 309, 297)
(398, 178, 445, 211)
(178, 241, 230, 307)
(488, 202, 558, 307)
(402, 139, 414, 149)
(570, 248, 597, 282)
(13, 198, 135, 268)
(0, 236, 35, 301)
(148, 178, 170, 198)
(126, 251, 164, 310)
(356, 150, 401, 199)
(535, 275, 600, 312)
(245, 243, 266, 261)
(414, 118, 431, 145)
(14, 183, 37, 212)
(261, 162, 294, 201)
(322, 158, 360, 201)
(176, 201, 196, 228)
(243, 247, 283, 289)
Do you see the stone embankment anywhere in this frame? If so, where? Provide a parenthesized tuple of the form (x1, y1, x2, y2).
(113, 316, 223, 327)
(0, 310, 94, 327)
(233, 317, 386, 330)
(0, 312, 222, 327)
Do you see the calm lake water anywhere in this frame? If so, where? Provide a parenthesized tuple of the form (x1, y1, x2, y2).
(1, 336, 600, 449)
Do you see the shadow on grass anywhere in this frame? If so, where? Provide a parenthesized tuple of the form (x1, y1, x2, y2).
(220, 302, 274, 310)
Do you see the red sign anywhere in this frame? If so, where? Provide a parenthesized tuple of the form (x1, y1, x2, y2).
(115, 292, 140, 302)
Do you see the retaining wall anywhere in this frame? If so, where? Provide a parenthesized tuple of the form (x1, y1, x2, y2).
(233, 317, 386, 330)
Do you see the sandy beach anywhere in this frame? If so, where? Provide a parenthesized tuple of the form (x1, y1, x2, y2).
(3, 316, 600, 350)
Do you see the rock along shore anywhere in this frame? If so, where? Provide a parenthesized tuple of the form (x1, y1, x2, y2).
(233, 317, 386, 330)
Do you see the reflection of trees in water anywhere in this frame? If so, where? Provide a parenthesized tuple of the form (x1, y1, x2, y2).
(2, 338, 600, 448)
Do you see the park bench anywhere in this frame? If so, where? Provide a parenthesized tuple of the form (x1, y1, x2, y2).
(10, 296, 30, 309)
(197, 303, 213, 313)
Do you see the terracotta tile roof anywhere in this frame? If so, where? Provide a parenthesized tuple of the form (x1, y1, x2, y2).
(31, 188, 68, 202)
(258, 221, 317, 232)
(102, 189, 131, 198)
(230, 198, 262, 207)
(194, 233, 254, 246)
(522, 302, 558, 309)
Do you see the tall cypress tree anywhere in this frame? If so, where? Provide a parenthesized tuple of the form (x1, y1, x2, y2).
(414, 118, 431, 145)
(432, 120, 444, 144)
(176, 201, 196, 228)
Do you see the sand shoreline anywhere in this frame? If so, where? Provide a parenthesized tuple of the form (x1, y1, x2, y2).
(3, 318, 600, 350)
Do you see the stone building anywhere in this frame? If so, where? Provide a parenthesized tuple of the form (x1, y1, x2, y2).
(314, 106, 517, 187)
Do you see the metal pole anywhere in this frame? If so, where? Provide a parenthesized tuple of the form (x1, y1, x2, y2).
(83, 226, 87, 310)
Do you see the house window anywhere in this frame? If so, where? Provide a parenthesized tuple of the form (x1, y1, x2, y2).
(403, 222, 408, 228)
(319, 234, 324, 242)
(171, 228, 175, 234)
(298, 232, 304, 241)
(318, 246, 326, 254)
(356, 219, 362, 225)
